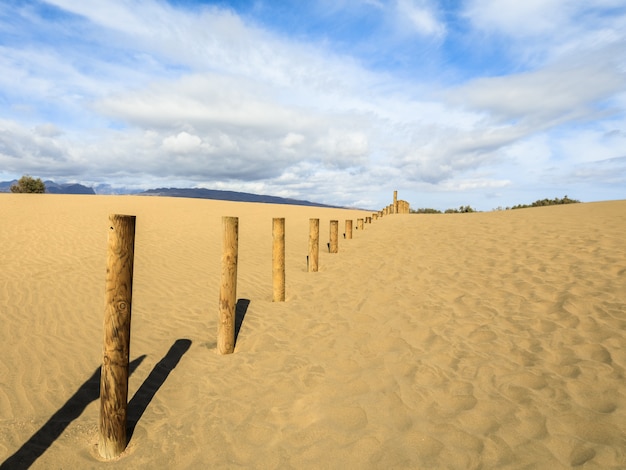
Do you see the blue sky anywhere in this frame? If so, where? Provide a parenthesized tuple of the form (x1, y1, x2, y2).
(0, 0, 625, 210)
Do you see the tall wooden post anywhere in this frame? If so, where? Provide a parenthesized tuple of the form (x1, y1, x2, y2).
(345, 220, 353, 240)
(308, 218, 319, 272)
(99, 214, 136, 460)
(394, 190, 399, 214)
(218, 216, 239, 354)
(273, 218, 285, 301)
(357, 218, 364, 230)
(329, 220, 338, 253)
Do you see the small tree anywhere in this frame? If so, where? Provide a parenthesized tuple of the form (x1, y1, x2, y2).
(10, 175, 46, 193)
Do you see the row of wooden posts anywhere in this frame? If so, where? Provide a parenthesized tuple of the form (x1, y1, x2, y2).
(98, 192, 409, 459)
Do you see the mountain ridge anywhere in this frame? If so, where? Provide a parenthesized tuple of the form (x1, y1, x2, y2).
(139, 187, 342, 208)
(0, 181, 344, 208)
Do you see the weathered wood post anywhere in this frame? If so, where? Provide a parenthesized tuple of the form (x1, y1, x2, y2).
(99, 214, 136, 460)
(357, 218, 364, 230)
(218, 216, 239, 355)
(329, 220, 338, 253)
(394, 190, 398, 214)
(345, 220, 353, 239)
(308, 218, 319, 272)
(273, 218, 285, 301)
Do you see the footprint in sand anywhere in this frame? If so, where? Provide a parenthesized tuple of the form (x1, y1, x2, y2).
(569, 446, 596, 467)
(566, 382, 618, 414)
(577, 343, 612, 364)
(514, 408, 548, 440)
(469, 326, 498, 343)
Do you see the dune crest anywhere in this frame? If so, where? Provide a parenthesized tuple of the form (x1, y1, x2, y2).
(1, 195, 625, 468)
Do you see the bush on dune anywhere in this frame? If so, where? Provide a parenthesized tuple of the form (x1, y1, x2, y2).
(411, 196, 581, 214)
(510, 195, 580, 210)
(10, 175, 46, 193)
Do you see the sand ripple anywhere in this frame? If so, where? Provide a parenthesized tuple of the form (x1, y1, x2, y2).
(1, 196, 626, 468)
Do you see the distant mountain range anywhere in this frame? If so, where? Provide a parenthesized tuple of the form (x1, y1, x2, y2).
(0, 180, 96, 194)
(0, 180, 341, 208)
(139, 187, 341, 208)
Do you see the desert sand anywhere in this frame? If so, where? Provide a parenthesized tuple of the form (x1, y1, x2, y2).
(1, 194, 626, 469)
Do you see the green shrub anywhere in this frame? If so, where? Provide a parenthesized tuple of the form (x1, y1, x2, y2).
(10, 175, 46, 193)
(445, 205, 476, 213)
(510, 195, 580, 210)
(411, 208, 442, 214)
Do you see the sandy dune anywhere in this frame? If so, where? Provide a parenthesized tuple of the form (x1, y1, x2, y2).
(1, 195, 626, 469)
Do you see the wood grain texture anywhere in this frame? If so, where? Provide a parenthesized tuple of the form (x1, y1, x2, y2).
(329, 220, 338, 253)
(99, 214, 135, 459)
(218, 216, 238, 354)
(308, 218, 319, 273)
(273, 218, 285, 302)
(345, 219, 353, 240)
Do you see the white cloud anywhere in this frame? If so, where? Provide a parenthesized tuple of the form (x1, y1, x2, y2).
(440, 178, 512, 191)
(162, 132, 202, 154)
(34, 123, 63, 137)
(0, 0, 624, 209)
(396, 0, 446, 38)
(446, 48, 625, 128)
(44, 0, 154, 35)
(464, 0, 573, 37)
(463, 0, 626, 74)
(317, 130, 369, 165)
(566, 156, 626, 185)
(281, 132, 305, 149)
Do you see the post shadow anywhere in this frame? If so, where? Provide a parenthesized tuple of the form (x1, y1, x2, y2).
(126, 339, 192, 442)
(1, 356, 146, 470)
(234, 299, 250, 346)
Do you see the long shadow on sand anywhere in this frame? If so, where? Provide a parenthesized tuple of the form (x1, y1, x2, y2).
(2, 338, 193, 469)
(235, 299, 250, 347)
(126, 338, 191, 441)
(0, 356, 146, 470)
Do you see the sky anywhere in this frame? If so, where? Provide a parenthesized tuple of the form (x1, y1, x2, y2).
(0, 0, 625, 210)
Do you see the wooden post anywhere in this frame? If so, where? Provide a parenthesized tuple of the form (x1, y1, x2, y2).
(273, 218, 285, 301)
(394, 190, 398, 214)
(218, 216, 239, 354)
(329, 220, 338, 253)
(357, 218, 364, 230)
(308, 218, 319, 272)
(345, 220, 353, 240)
(99, 214, 136, 460)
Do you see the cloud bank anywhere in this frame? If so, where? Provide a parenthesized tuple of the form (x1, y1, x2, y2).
(0, 0, 624, 209)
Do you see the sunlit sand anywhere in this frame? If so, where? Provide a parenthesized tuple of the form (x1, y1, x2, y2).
(1, 195, 625, 468)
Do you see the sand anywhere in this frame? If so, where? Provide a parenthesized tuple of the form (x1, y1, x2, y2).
(1, 194, 625, 469)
